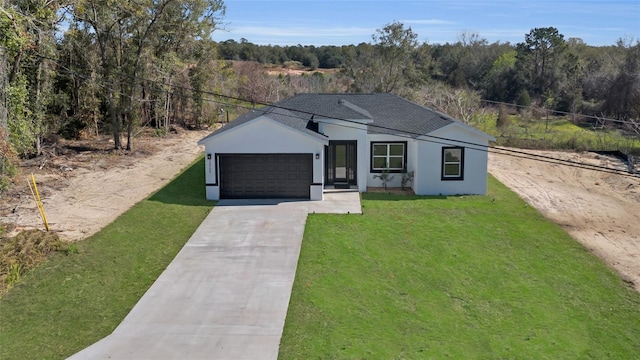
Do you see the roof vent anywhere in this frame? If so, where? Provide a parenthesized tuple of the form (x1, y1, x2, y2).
(338, 99, 345, 105)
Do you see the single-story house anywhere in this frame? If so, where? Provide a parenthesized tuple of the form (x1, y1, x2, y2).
(197, 93, 495, 201)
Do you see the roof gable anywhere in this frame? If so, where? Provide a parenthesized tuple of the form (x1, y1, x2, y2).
(429, 121, 496, 142)
(277, 93, 456, 138)
(199, 93, 492, 143)
(277, 94, 373, 120)
(198, 106, 326, 145)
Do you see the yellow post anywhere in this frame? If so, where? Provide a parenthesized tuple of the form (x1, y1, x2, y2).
(28, 173, 50, 232)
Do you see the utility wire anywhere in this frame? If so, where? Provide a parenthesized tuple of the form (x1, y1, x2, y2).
(88, 67, 636, 179)
(480, 99, 639, 125)
(9, 47, 640, 127)
(217, 100, 638, 179)
(7, 50, 640, 178)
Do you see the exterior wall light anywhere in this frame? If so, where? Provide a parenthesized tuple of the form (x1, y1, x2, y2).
(315, 153, 320, 160)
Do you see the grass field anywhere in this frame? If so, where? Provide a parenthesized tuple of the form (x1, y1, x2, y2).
(2, 163, 639, 359)
(280, 176, 640, 358)
(0, 157, 214, 359)
(472, 113, 640, 155)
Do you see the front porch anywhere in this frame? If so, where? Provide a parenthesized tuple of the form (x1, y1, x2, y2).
(325, 140, 358, 189)
(323, 185, 359, 191)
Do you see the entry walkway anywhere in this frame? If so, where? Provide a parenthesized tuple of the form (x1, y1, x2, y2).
(69, 191, 361, 360)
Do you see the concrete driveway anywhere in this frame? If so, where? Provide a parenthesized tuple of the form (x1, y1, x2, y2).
(69, 191, 361, 360)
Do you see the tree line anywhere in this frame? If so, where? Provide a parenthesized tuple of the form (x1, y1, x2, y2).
(2, 0, 227, 158)
(219, 25, 639, 121)
(1, 0, 638, 179)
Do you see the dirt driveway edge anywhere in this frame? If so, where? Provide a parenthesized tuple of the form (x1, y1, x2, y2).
(489, 148, 640, 292)
(2, 130, 209, 241)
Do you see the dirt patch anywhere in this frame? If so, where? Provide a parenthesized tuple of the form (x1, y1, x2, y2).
(367, 187, 415, 195)
(489, 148, 640, 291)
(264, 65, 338, 77)
(0, 129, 209, 241)
(3, 134, 638, 292)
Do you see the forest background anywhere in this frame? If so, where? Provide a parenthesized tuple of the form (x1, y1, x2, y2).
(1, 0, 639, 191)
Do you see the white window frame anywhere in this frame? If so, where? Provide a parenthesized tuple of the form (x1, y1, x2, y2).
(371, 142, 406, 173)
(442, 147, 464, 180)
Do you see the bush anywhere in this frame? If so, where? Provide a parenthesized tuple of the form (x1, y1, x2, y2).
(496, 105, 511, 130)
(373, 170, 395, 190)
(0, 128, 18, 192)
(401, 171, 414, 190)
(58, 116, 86, 140)
(0, 230, 74, 292)
(283, 60, 303, 70)
(517, 89, 531, 108)
(153, 128, 168, 137)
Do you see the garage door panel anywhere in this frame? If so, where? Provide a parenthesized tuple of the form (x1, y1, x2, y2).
(220, 154, 312, 199)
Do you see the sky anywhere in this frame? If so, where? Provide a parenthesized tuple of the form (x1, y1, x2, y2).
(212, 0, 640, 47)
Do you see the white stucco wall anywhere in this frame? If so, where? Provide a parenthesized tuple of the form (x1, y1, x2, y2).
(199, 115, 492, 200)
(199, 117, 327, 200)
(409, 137, 420, 193)
(319, 120, 369, 192)
(413, 124, 491, 195)
(365, 134, 417, 189)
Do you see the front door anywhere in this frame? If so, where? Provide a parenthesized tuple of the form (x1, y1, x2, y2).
(325, 141, 357, 187)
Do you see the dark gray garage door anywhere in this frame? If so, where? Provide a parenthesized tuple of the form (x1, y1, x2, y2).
(219, 154, 313, 199)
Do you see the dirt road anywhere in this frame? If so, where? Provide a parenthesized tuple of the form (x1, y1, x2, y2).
(489, 148, 640, 292)
(2, 130, 209, 240)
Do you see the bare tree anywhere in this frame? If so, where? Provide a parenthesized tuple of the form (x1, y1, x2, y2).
(233, 61, 280, 103)
(342, 22, 423, 93)
(419, 83, 481, 124)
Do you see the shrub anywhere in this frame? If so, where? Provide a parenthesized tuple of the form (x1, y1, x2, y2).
(401, 171, 414, 190)
(496, 105, 511, 130)
(0, 230, 75, 292)
(517, 89, 531, 108)
(373, 170, 395, 190)
(283, 60, 303, 70)
(0, 128, 18, 192)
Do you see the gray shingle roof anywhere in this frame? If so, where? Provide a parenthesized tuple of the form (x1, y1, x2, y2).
(277, 93, 455, 137)
(199, 93, 463, 143)
(197, 105, 327, 144)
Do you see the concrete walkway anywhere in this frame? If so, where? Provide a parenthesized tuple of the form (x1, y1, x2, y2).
(69, 191, 361, 360)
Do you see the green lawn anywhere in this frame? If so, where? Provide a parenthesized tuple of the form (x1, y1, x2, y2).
(280, 176, 640, 359)
(0, 157, 214, 359)
(2, 165, 639, 359)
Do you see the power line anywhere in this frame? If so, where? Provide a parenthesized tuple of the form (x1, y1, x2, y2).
(7, 50, 639, 178)
(14, 47, 640, 127)
(105, 69, 637, 178)
(480, 99, 639, 126)
(135, 77, 635, 178)
(209, 97, 637, 179)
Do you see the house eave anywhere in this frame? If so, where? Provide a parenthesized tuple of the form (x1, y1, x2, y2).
(428, 122, 496, 142)
(198, 115, 328, 146)
(316, 117, 374, 124)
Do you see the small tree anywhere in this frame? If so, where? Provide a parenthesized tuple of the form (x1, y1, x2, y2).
(0, 128, 18, 192)
(373, 169, 395, 190)
(517, 89, 531, 108)
(401, 170, 414, 190)
(496, 104, 510, 130)
(543, 91, 556, 130)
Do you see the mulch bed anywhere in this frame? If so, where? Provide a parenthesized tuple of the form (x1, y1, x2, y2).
(366, 187, 415, 195)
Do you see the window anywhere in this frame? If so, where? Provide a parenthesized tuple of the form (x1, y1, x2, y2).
(442, 147, 464, 180)
(371, 142, 406, 173)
